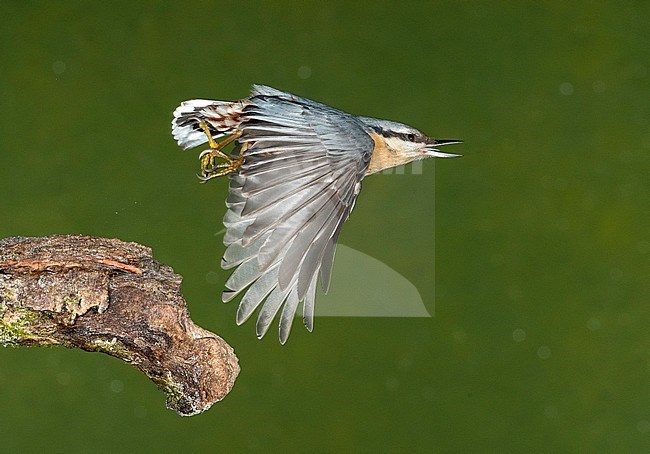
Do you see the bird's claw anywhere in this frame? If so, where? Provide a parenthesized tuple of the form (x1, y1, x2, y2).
(196, 123, 244, 181)
(198, 154, 245, 182)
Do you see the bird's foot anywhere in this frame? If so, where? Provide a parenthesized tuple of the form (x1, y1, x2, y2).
(197, 123, 243, 181)
(198, 150, 245, 182)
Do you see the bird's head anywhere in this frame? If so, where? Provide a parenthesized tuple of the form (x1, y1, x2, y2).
(358, 117, 461, 175)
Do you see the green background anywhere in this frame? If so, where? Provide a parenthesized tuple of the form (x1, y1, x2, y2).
(1, 1, 649, 452)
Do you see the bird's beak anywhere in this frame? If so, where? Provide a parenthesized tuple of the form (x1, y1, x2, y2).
(424, 139, 463, 158)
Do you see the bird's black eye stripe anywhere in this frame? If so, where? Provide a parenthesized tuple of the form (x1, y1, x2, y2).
(376, 128, 423, 142)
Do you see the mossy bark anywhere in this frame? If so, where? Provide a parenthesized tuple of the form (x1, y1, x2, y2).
(0, 235, 239, 416)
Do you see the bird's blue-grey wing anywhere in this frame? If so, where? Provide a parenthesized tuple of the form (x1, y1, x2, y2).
(221, 94, 372, 343)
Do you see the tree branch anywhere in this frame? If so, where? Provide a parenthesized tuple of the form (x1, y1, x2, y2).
(0, 235, 239, 416)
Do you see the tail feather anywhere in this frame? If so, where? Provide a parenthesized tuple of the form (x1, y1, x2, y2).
(171, 99, 248, 150)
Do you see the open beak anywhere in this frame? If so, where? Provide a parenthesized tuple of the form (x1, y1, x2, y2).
(424, 139, 463, 158)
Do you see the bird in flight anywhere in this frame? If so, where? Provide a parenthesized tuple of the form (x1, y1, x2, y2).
(172, 85, 460, 343)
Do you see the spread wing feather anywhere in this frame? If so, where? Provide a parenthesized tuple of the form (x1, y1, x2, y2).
(319, 234, 339, 293)
(302, 274, 318, 332)
(221, 92, 373, 343)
